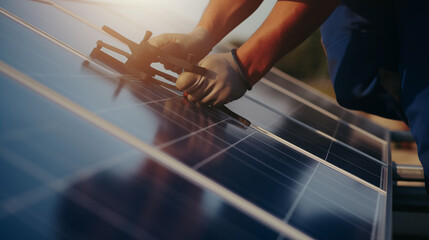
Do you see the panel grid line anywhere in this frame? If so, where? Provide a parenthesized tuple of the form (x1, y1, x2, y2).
(278, 121, 377, 239)
(282, 117, 340, 225)
(246, 95, 387, 167)
(283, 163, 321, 225)
(0, 145, 139, 219)
(0, 60, 313, 240)
(252, 125, 386, 194)
(93, 96, 181, 114)
(371, 193, 382, 240)
(236, 135, 379, 205)
(192, 132, 257, 170)
(156, 118, 229, 150)
(259, 78, 386, 144)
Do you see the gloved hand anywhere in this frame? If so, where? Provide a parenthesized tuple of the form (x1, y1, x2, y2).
(148, 27, 213, 72)
(177, 51, 250, 106)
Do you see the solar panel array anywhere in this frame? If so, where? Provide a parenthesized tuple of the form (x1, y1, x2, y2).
(0, 1, 392, 239)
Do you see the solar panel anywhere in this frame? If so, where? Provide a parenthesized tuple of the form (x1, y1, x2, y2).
(0, 72, 279, 240)
(0, 1, 391, 239)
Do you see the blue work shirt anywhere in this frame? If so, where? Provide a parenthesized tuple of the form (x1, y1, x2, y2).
(321, 0, 429, 192)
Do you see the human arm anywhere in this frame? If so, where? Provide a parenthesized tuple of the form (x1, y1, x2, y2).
(196, 0, 263, 47)
(176, 0, 340, 106)
(148, 0, 263, 62)
(237, 0, 340, 86)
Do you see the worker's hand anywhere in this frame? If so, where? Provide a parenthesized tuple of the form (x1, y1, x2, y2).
(148, 27, 213, 72)
(177, 52, 249, 107)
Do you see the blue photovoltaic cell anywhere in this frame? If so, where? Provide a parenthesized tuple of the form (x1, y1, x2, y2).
(227, 98, 332, 159)
(335, 122, 384, 161)
(0, 72, 278, 240)
(263, 71, 346, 118)
(288, 164, 383, 239)
(0, 1, 391, 239)
(262, 71, 388, 140)
(245, 81, 386, 162)
(228, 97, 385, 188)
(327, 142, 384, 187)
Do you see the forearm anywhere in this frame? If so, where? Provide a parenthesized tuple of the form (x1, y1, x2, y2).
(237, 0, 340, 85)
(197, 0, 263, 47)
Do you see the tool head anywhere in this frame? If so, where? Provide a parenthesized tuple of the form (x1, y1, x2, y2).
(89, 25, 207, 97)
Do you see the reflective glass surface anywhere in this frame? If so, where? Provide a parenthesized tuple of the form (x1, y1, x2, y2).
(245, 75, 387, 163)
(0, 73, 277, 240)
(0, 1, 391, 239)
(261, 70, 388, 140)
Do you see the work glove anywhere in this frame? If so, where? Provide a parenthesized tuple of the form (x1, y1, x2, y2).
(177, 51, 251, 107)
(148, 27, 213, 72)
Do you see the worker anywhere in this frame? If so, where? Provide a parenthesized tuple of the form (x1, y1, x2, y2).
(149, 0, 429, 192)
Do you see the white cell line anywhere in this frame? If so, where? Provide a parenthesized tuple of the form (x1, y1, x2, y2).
(269, 68, 390, 142)
(1, 61, 313, 240)
(0, 145, 155, 238)
(192, 132, 257, 170)
(247, 95, 388, 167)
(193, 132, 310, 193)
(194, 123, 378, 216)
(252, 124, 386, 195)
(28, 73, 118, 77)
(193, 122, 368, 202)
(156, 119, 229, 150)
(64, 188, 157, 240)
(164, 110, 327, 185)
(292, 187, 375, 233)
(331, 139, 386, 167)
(194, 115, 382, 204)
(282, 163, 321, 226)
(93, 96, 180, 114)
(257, 124, 386, 198)
(0, 7, 98, 66)
(304, 182, 377, 225)
(0, 122, 57, 143)
(0, 146, 56, 184)
(371, 192, 382, 240)
(309, 163, 380, 204)
(1, 186, 52, 219)
(282, 120, 339, 224)
(259, 78, 387, 145)
(0, 145, 139, 217)
(296, 175, 379, 227)
(327, 150, 386, 181)
(275, 167, 320, 240)
(22, 186, 155, 240)
(280, 122, 379, 237)
(57, 0, 149, 7)
(237, 134, 316, 176)
(270, 67, 340, 105)
(152, 101, 218, 130)
(31, 0, 100, 32)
